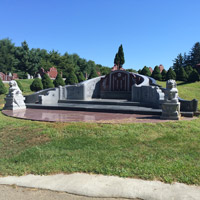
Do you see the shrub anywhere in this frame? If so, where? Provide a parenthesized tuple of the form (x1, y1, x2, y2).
(0, 79, 7, 94)
(88, 68, 98, 79)
(16, 80, 24, 92)
(140, 66, 151, 77)
(65, 71, 78, 85)
(151, 66, 162, 80)
(77, 72, 85, 82)
(53, 74, 65, 87)
(30, 78, 43, 91)
(42, 74, 54, 89)
(161, 69, 167, 81)
(166, 68, 176, 80)
(188, 69, 200, 82)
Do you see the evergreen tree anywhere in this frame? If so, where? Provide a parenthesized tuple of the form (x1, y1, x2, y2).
(185, 65, 194, 78)
(161, 69, 167, 81)
(88, 67, 98, 79)
(166, 68, 176, 80)
(0, 79, 7, 94)
(190, 42, 200, 67)
(178, 67, 188, 82)
(53, 73, 65, 87)
(76, 72, 85, 82)
(151, 66, 162, 80)
(42, 74, 54, 89)
(140, 66, 151, 77)
(30, 78, 43, 91)
(16, 80, 24, 92)
(114, 44, 125, 68)
(188, 69, 200, 82)
(65, 71, 78, 85)
(172, 53, 184, 75)
(138, 69, 142, 74)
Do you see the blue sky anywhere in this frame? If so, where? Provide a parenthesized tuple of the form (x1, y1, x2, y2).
(1, 0, 200, 70)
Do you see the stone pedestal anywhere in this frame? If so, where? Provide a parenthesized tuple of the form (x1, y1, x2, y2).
(3, 80, 26, 110)
(161, 80, 180, 120)
(161, 102, 180, 120)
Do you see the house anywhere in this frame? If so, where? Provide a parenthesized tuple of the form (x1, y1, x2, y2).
(0, 72, 18, 81)
(39, 67, 58, 79)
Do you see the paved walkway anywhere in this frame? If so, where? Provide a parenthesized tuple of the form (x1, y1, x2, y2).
(0, 173, 200, 200)
(2, 108, 190, 123)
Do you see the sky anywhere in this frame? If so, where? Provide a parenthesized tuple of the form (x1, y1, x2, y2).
(1, 0, 200, 70)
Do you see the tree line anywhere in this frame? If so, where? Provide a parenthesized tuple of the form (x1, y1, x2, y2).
(138, 42, 200, 82)
(0, 38, 111, 82)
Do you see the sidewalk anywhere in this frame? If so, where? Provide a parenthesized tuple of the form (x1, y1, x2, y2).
(0, 173, 200, 200)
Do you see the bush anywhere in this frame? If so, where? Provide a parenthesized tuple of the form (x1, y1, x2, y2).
(188, 69, 200, 82)
(30, 78, 43, 91)
(166, 68, 176, 80)
(53, 74, 65, 87)
(0, 79, 7, 94)
(42, 74, 54, 89)
(140, 66, 151, 77)
(161, 69, 167, 81)
(151, 66, 162, 80)
(77, 72, 85, 82)
(65, 71, 78, 85)
(88, 68, 98, 79)
(178, 67, 188, 82)
(16, 80, 24, 92)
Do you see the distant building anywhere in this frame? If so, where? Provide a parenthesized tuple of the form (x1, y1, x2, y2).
(0, 72, 18, 81)
(158, 64, 164, 73)
(148, 67, 153, 74)
(148, 65, 164, 74)
(39, 67, 58, 79)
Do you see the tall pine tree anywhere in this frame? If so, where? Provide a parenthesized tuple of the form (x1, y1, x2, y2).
(114, 45, 125, 69)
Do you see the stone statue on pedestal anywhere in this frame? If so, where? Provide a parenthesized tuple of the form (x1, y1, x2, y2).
(161, 80, 180, 120)
(3, 80, 26, 110)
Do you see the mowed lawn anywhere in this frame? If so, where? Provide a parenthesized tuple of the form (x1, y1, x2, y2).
(0, 80, 199, 185)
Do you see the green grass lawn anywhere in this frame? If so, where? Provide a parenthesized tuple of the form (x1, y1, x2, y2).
(0, 80, 200, 185)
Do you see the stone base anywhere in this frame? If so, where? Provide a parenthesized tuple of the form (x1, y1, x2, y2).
(161, 102, 180, 120)
(4, 97, 26, 110)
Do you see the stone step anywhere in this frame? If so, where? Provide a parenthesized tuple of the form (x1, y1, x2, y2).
(26, 103, 162, 115)
(58, 99, 157, 108)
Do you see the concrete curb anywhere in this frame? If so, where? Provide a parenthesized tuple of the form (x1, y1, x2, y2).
(0, 173, 200, 200)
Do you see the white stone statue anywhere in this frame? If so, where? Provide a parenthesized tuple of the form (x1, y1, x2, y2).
(161, 79, 180, 120)
(3, 80, 26, 110)
(164, 79, 179, 103)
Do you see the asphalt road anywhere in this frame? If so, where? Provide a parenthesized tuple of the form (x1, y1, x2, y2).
(0, 185, 139, 200)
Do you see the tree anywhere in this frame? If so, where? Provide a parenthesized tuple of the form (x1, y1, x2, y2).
(151, 66, 162, 80)
(172, 53, 184, 75)
(178, 67, 188, 82)
(0, 38, 19, 73)
(30, 78, 43, 91)
(0, 79, 7, 94)
(188, 69, 200, 82)
(16, 80, 24, 92)
(161, 69, 167, 81)
(166, 68, 176, 80)
(65, 71, 78, 85)
(190, 42, 200, 67)
(114, 44, 125, 68)
(76, 72, 85, 82)
(42, 74, 54, 89)
(53, 73, 65, 87)
(140, 66, 151, 77)
(88, 67, 98, 79)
